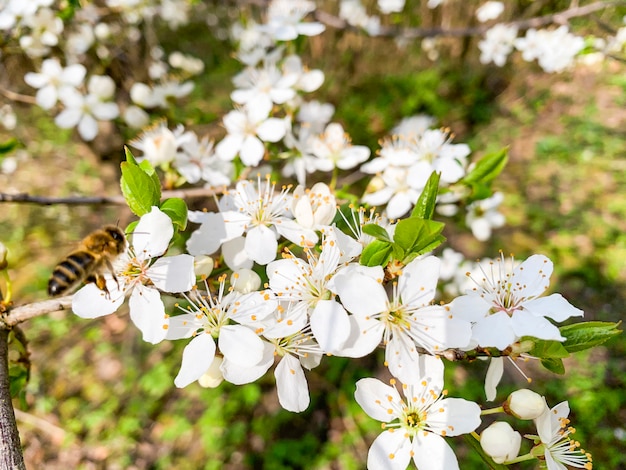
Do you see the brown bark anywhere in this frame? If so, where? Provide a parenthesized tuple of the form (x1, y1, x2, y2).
(0, 328, 26, 470)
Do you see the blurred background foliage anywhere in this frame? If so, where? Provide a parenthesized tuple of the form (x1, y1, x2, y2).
(0, 0, 625, 468)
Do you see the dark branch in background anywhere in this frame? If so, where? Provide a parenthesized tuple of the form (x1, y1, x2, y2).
(0, 187, 221, 206)
(314, 1, 624, 38)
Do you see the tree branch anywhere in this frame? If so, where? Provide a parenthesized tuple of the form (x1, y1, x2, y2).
(2, 296, 73, 327)
(0, 87, 37, 105)
(0, 328, 26, 470)
(314, 1, 624, 38)
(0, 187, 222, 206)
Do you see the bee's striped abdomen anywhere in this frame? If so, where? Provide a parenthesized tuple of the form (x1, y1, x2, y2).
(47, 251, 96, 296)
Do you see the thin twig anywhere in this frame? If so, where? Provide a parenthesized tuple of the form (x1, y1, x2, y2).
(0, 187, 222, 206)
(13, 409, 66, 445)
(2, 296, 73, 327)
(314, 1, 624, 38)
(0, 87, 37, 105)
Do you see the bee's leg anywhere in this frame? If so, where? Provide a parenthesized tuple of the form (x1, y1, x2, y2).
(105, 259, 120, 290)
(89, 273, 112, 299)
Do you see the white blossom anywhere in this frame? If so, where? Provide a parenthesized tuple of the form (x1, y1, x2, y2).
(72, 207, 195, 344)
(479, 24, 518, 66)
(533, 401, 593, 469)
(332, 256, 471, 383)
(24, 58, 86, 110)
(450, 253, 584, 350)
(355, 371, 481, 470)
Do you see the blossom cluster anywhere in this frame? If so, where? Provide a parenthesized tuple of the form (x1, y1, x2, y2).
(69, 180, 588, 468)
(8, 0, 203, 140)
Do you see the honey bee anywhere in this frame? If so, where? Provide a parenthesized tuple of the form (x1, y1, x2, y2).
(48, 225, 127, 297)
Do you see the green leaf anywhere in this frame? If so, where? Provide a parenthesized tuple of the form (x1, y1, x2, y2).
(360, 240, 393, 267)
(9, 365, 29, 398)
(393, 217, 445, 259)
(463, 148, 508, 185)
(541, 358, 565, 375)
(0, 138, 18, 155)
(466, 182, 492, 201)
(120, 148, 161, 216)
(362, 224, 392, 242)
(527, 339, 570, 359)
(410, 171, 440, 219)
(125, 221, 139, 236)
(124, 146, 138, 164)
(561, 321, 622, 353)
(160, 198, 188, 231)
(139, 159, 161, 191)
(401, 234, 446, 265)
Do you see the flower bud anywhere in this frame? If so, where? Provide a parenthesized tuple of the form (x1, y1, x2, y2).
(0, 241, 7, 270)
(480, 421, 521, 464)
(231, 268, 261, 294)
(511, 339, 535, 354)
(505, 389, 546, 419)
(198, 356, 224, 388)
(194, 255, 214, 278)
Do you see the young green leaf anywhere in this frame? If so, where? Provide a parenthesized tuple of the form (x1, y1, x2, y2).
(360, 240, 393, 267)
(139, 159, 161, 192)
(393, 218, 445, 259)
(0, 138, 18, 155)
(541, 358, 565, 375)
(160, 198, 188, 231)
(410, 171, 440, 219)
(527, 339, 570, 359)
(362, 223, 392, 242)
(120, 147, 161, 216)
(463, 148, 508, 185)
(561, 321, 622, 353)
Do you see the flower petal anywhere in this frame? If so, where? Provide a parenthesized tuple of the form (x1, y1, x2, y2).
(219, 325, 265, 367)
(245, 225, 278, 265)
(147, 254, 195, 293)
(186, 212, 229, 255)
(449, 294, 491, 322)
(309, 300, 350, 353)
(256, 117, 286, 143)
(335, 314, 384, 358)
(523, 293, 583, 322)
(512, 254, 553, 299)
(368, 430, 412, 470)
(332, 272, 388, 316)
(174, 333, 216, 388)
(510, 311, 565, 341)
(221, 341, 274, 385)
(399, 256, 440, 305)
(485, 357, 504, 401)
(472, 311, 516, 349)
(133, 206, 174, 258)
(275, 354, 310, 412)
(222, 236, 254, 270)
(385, 334, 426, 384)
(72, 281, 124, 318)
(426, 397, 482, 436)
(129, 285, 168, 344)
(239, 135, 265, 166)
(412, 433, 460, 470)
(165, 313, 198, 340)
(355, 378, 402, 422)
